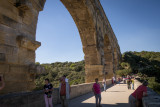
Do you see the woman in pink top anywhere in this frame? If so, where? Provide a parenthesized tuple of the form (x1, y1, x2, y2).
(129, 81, 148, 107)
(92, 78, 102, 107)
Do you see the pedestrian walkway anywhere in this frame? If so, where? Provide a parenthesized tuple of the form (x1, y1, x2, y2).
(55, 83, 134, 107)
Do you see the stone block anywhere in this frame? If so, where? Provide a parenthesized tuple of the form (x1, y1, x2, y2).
(4, 72, 27, 82)
(0, 64, 9, 73)
(16, 36, 41, 51)
(0, 81, 28, 94)
(0, 0, 22, 23)
(0, 53, 5, 62)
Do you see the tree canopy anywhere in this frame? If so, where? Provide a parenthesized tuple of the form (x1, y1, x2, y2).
(34, 60, 85, 90)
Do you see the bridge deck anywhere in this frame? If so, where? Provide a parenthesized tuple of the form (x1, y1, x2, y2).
(55, 83, 134, 107)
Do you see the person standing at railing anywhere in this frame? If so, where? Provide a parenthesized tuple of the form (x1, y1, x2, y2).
(129, 81, 148, 107)
(92, 78, 102, 107)
(59, 77, 71, 107)
(0, 75, 5, 91)
(44, 78, 53, 107)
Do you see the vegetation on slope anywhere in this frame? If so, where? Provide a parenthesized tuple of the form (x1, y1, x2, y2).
(34, 60, 85, 90)
(35, 51, 160, 93)
(116, 51, 160, 94)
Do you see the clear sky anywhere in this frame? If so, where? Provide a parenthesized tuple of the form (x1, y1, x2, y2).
(36, 0, 160, 63)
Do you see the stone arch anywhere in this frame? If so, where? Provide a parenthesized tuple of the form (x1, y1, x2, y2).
(0, 0, 121, 94)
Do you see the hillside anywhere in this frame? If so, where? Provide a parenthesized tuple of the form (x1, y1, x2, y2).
(35, 51, 160, 93)
(35, 60, 85, 90)
(117, 51, 160, 93)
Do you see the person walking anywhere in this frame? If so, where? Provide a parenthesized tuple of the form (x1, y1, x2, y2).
(112, 76, 116, 85)
(127, 77, 131, 89)
(92, 78, 102, 107)
(102, 78, 107, 92)
(59, 77, 71, 107)
(44, 78, 53, 107)
(129, 81, 148, 107)
(123, 77, 126, 84)
(118, 77, 121, 84)
(0, 75, 5, 90)
(131, 78, 135, 90)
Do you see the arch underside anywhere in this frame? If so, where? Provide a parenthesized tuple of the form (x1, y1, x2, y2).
(61, 0, 121, 81)
(0, 0, 121, 94)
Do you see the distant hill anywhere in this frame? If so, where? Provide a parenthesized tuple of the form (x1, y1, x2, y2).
(35, 60, 85, 90)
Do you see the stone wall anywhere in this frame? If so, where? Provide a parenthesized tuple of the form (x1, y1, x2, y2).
(134, 79, 160, 107)
(0, 80, 112, 107)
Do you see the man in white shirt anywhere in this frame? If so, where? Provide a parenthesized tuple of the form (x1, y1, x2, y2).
(63, 75, 69, 83)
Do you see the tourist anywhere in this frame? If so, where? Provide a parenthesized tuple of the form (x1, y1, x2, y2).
(129, 81, 148, 107)
(102, 78, 107, 92)
(118, 77, 121, 84)
(123, 77, 126, 84)
(59, 77, 71, 107)
(127, 77, 131, 90)
(131, 77, 135, 90)
(44, 78, 53, 107)
(92, 78, 102, 107)
(112, 76, 116, 85)
(0, 75, 5, 90)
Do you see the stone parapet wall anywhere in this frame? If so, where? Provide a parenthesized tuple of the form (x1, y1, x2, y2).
(134, 79, 160, 107)
(70, 79, 112, 99)
(134, 79, 142, 89)
(0, 63, 34, 94)
(143, 88, 160, 107)
(0, 80, 112, 107)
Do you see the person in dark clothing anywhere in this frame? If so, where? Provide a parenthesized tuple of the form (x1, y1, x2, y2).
(44, 78, 53, 107)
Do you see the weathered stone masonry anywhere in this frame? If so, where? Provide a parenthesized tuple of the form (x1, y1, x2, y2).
(0, 0, 121, 94)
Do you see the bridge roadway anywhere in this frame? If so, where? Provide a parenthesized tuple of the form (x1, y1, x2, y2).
(55, 83, 134, 107)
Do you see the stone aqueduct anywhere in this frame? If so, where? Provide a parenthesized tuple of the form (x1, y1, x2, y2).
(0, 0, 121, 94)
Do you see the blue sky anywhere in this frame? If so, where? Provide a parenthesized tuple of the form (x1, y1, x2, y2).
(36, 0, 160, 63)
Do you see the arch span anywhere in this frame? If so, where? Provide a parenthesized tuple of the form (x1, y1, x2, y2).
(0, 0, 121, 94)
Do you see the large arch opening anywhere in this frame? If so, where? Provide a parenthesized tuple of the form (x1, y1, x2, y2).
(35, 0, 84, 63)
(35, 0, 85, 88)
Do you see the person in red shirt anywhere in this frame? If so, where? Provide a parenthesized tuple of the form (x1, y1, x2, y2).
(59, 77, 71, 107)
(92, 78, 102, 107)
(129, 81, 148, 107)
